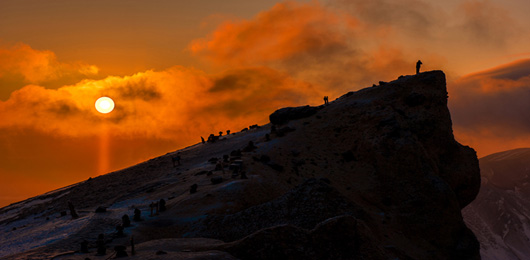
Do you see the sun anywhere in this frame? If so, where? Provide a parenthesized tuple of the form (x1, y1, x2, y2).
(95, 97, 115, 114)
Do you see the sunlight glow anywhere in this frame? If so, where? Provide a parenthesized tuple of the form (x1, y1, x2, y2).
(95, 97, 115, 114)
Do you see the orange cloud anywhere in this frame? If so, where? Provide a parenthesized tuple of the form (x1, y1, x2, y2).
(189, 1, 441, 96)
(0, 42, 99, 100)
(457, 0, 520, 48)
(449, 59, 530, 156)
(0, 53, 325, 206)
(0, 65, 322, 139)
(190, 1, 357, 66)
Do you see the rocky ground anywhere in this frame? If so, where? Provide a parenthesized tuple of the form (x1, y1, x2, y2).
(0, 71, 481, 260)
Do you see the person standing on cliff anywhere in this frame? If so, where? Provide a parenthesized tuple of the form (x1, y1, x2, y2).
(416, 60, 423, 74)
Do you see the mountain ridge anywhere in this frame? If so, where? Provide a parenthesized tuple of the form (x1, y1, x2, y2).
(0, 71, 481, 260)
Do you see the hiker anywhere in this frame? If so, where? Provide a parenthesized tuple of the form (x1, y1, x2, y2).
(416, 60, 422, 74)
(133, 208, 141, 221)
(172, 153, 181, 167)
(149, 202, 155, 216)
(159, 199, 166, 212)
(122, 214, 131, 227)
(80, 240, 89, 253)
(68, 201, 79, 219)
(96, 234, 106, 255)
(324, 96, 329, 105)
(190, 184, 198, 194)
(116, 224, 124, 236)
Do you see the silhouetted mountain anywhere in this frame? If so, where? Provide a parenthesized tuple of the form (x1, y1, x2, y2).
(463, 148, 530, 260)
(0, 71, 481, 260)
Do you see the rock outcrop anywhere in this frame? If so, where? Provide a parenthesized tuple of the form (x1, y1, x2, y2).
(181, 71, 481, 259)
(269, 105, 321, 125)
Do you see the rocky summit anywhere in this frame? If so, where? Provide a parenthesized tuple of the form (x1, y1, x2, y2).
(0, 71, 481, 260)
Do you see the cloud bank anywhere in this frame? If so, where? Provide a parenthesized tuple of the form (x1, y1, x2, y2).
(449, 59, 530, 156)
(0, 42, 99, 100)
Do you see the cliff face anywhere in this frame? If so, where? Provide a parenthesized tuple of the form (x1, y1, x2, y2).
(463, 148, 530, 260)
(0, 71, 481, 260)
(206, 71, 481, 260)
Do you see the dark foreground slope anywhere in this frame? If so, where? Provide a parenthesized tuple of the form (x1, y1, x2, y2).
(0, 71, 481, 260)
(463, 148, 530, 260)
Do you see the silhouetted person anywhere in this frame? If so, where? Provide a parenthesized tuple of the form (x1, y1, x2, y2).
(96, 234, 106, 255)
(201, 136, 205, 144)
(68, 201, 79, 219)
(131, 236, 136, 255)
(208, 133, 216, 143)
(226, 130, 230, 135)
(172, 153, 181, 167)
(114, 245, 128, 257)
(122, 214, 131, 227)
(159, 199, 166, 212)
(324, 96, 329, 105)
(116, 224, 124, 236)
(133, 208, 141, 221)
(219, 131, 223, 136)
(243, 141, 257, 152)
(149, 202, 155, 216)
(80, 240, 89, 253)
(190, 184, 198, 194)
(416, 60, 422, 74)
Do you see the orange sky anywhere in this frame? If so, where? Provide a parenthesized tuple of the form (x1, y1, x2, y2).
(1, 0, 530, 207)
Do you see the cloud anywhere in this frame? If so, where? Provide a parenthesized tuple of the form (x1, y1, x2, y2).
(332, 0, 443, 39)
(189, 1, 436, 94)
(449, 59, 530, 155)
(0, 42, 100, 100)
(189, 1, 358, 69)
(456, 0, 520, 48)
(0, 64, 323, 140)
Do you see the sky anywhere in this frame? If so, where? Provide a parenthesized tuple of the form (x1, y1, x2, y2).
(1, 0, 530, 207)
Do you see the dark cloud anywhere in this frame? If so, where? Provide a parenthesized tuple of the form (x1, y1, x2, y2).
(457, 0, 520, 48)
(204, 67, 320, 118)
(465, 59, 530, 81)
(210, 71, 260, 93)
(332, 0, 442, 38)
(115, 78, 161, 101)
(450, 59, 530, 137)
(47, 101, 81, 117)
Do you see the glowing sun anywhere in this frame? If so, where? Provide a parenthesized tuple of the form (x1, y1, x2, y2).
(95, 97, 115, 114)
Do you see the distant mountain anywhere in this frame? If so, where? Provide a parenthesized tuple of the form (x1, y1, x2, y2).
(0, 71, 481, 260)
(463, 148, 530, 260)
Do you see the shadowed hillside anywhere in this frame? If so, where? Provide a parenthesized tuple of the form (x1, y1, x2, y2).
(0, 71, 481, 260)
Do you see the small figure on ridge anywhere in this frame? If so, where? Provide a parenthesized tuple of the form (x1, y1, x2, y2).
(416, 60, 423, 74)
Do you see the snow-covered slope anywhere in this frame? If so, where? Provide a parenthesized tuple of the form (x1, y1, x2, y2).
(463, 148, 530, 260)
